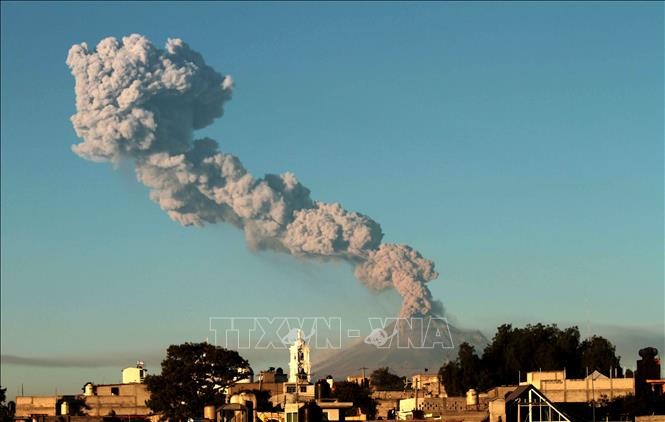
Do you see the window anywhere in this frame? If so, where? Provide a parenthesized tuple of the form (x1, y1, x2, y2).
(300, 386, 307, 393)
(111, 387, 119, 396)
(287, 386, 296, 393)
(286, 412, 298, 422)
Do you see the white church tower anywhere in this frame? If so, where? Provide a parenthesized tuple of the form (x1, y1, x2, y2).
(288, 329, 311, 384)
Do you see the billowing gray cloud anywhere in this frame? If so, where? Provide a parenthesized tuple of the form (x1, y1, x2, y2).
(355, 244, 443, 317)
(67, 34, 440, 317)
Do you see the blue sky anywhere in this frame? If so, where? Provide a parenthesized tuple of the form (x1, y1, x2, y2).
(1, 2, 663, 396)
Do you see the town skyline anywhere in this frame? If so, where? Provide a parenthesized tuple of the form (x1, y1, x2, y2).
(1, 1, 663, 398)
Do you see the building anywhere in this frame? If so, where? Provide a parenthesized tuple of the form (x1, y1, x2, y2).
(636, 347, 662, 396)
(122, 361, 148, 384)
(521, 369, 634, 403)
(346, 374, 368, 387)
(283, 330, 315, 402)
(397, 396, 489, 421)
(231, 330, 354, 416)
(371, 391, 410, 419)
(14, 396, 60, 418)
(284, 400, 355, 422)
(15, 385, 151, 419)
(284, 383, 315, 401)
(80, 382, 151, 417)
(15, 362, 152, 419)
(645, 379, 665, 395)
(288, 330, 311, 384)
(490, 384, 573, 422)
(228, 368, 288, 398)
(411, 372, 445, 397)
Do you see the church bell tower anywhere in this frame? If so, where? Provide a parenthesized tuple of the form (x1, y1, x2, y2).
(288, 329, 311, 384)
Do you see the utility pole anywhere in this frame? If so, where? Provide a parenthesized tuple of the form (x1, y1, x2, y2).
(414, 373, 419, 416)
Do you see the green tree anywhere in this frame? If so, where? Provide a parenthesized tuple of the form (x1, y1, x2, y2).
(0, 387, 15, 422)
(332, 381, 376, 419)
(437, 324, 623, 394)
(145, 342, 251, 421)
(458, 343, 483, 390)
(370, 367, 405, 391)
(438, 343, 483, 395)
(579, 336, 623, 377)
(438, 361, 462, 396)
(480, 324, 588, 386)
(484, 324, 582, 384)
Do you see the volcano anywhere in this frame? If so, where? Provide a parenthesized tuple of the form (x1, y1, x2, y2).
(312, 318, 488, 378)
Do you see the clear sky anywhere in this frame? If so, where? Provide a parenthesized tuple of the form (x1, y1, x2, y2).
(1, 2, 663, 397)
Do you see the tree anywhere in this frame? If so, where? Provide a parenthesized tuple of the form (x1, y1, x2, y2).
(439, 342, 483, 395)
(580, 336, 623, 377)
(0, 387, 15, 422)
(370, 367, 405, 391)
(145, 342, 251, 421)
(333, 381, 376, 419)
(457, 343, 483, 390)
(437, 324, 623, 395)
(439, 361, 463, 396)
(481, 324, 585, 385)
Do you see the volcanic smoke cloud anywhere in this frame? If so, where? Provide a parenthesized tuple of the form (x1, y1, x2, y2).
(67, 34, 442, 317)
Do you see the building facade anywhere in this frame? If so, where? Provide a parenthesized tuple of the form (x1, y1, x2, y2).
(15, 363, 152, 420)
(521, 370, 634, 403)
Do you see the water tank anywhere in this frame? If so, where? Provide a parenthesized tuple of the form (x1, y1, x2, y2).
(83, 383, 94, 396)
(639, 347, 659, 359)
(60, 401, 69, 416)
(203, 405, 216, 421)
(122, 367, 142, 384)
(466, 389, 478, 406)
(230, 392, 257, 412)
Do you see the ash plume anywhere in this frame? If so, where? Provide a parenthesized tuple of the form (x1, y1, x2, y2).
(67, 34, 441, 317)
